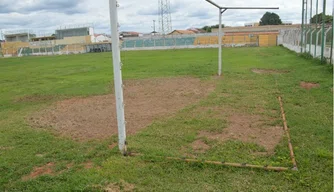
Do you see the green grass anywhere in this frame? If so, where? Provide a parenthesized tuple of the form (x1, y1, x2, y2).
(0, 47, 332, 191)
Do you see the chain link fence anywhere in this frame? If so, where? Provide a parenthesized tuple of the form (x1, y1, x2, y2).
(121, 33, 260, 51)
(278, 27, 333, 63)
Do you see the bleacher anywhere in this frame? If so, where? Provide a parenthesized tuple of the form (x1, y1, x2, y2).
(122, 37, 196, 48)
(20, 45, 67, 56)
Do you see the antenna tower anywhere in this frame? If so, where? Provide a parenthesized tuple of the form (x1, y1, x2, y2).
(158, 0, 172, 34)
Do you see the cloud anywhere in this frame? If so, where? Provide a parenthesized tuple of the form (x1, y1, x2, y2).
(0, 0, 333, 37)
(0, 2, 14, 14)
(0, 0, 84, 15)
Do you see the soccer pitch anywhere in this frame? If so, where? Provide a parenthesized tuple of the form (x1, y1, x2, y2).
(0, 47, 332, 191)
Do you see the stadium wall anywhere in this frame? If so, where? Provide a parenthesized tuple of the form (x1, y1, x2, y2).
(0, 35, 92, 57)
(55, 27, 93, 39)
(278, 29, 334, 63)
(1, 42, 29, 57)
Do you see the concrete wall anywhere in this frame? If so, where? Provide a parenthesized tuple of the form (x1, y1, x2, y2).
(212, 24, 300, 33)
(259, 35, 278, 47)
(281, 43, 334, 63)
(278, 28, 333, 63)
(5, 34, 30, 42)
(1, 42, 29, 56)
(0, 35, 92, 57)
(56, 27, 91, 39)
(55, 35, 91, 45)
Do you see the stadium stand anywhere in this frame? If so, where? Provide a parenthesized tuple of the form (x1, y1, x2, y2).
(122, 37, 196, 48)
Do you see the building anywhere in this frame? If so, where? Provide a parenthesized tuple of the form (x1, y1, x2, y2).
(187, 28, 206, 34)
(282, 21, 293, 25)
(120, 31, 142, 38)
(245, 23, 260, 27)
(55, 26, 94, 39)
(4, 30, 36, 42)
(168, 30, 196, 35)
(92, 34, 111, 43)
(31, 36, 56, 42)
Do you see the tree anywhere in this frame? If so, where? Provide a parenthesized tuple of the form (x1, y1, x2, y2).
(201, 24, 225, 32)
(259, 12, 282, 26)
(310, 13, 333, 24)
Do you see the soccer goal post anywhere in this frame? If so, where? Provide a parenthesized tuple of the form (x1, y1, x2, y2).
(109, 0, 127, 155)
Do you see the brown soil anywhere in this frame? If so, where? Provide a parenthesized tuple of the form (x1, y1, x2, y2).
(252, 68, 289, 74)
(83, 161, 94, 169)
(28, 77, 214, 141)
(300, 81, 320, 90)
(105, 181, 135, 192)
(199, 114, 284, 153)
(108, 143, 117, 149)
(191, 139, 210, 153)
(22, 162, 55, 181)
(0, 146, 14, 150)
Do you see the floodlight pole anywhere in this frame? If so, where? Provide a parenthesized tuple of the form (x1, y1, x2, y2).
(109, 0, 127, 155)
(205, 0, 279, 76)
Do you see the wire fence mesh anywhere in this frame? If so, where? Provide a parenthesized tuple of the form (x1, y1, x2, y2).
(278, 27, 333, 63)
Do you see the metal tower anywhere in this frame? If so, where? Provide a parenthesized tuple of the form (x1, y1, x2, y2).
(158, 0, 172, 35)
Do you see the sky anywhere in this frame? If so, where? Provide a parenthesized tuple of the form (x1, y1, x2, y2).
(0, 0, 333, 38)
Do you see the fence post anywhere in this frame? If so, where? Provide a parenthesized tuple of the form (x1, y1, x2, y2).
(323, 27, 333, 61)
(310, 29, 316, 55)
(52, 42, 54, 55)
(315, 28, 322, 57)
(305, 29, 309, 52)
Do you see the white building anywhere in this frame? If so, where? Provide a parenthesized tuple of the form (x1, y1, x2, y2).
(92, 34, 111, 43)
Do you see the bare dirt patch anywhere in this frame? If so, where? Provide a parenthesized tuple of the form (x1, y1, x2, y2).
(108, 143, 117, 149)
(300, 81, 320, 90)
(199, 114, 284, 153)
(0, 146, 14, 150)
(22, 162, 55, 181)
(191, 139, 210, 153)
(83, 161, 94, 169)
(105, 181, 135, 192)
(28, 77, 215, 141)
(252, 68, 289, 74)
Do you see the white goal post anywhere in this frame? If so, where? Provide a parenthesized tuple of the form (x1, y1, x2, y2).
(109, 0, 278, 154)
(109, 0, 127, 155)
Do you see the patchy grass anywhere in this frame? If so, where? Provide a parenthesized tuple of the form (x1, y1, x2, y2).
(0, 47, 332, 191)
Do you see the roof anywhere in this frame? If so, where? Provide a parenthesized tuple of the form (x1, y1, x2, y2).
(169, 30, 196, 35)
(187, 28, 206, 33)
(121, 31, 140, 35)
